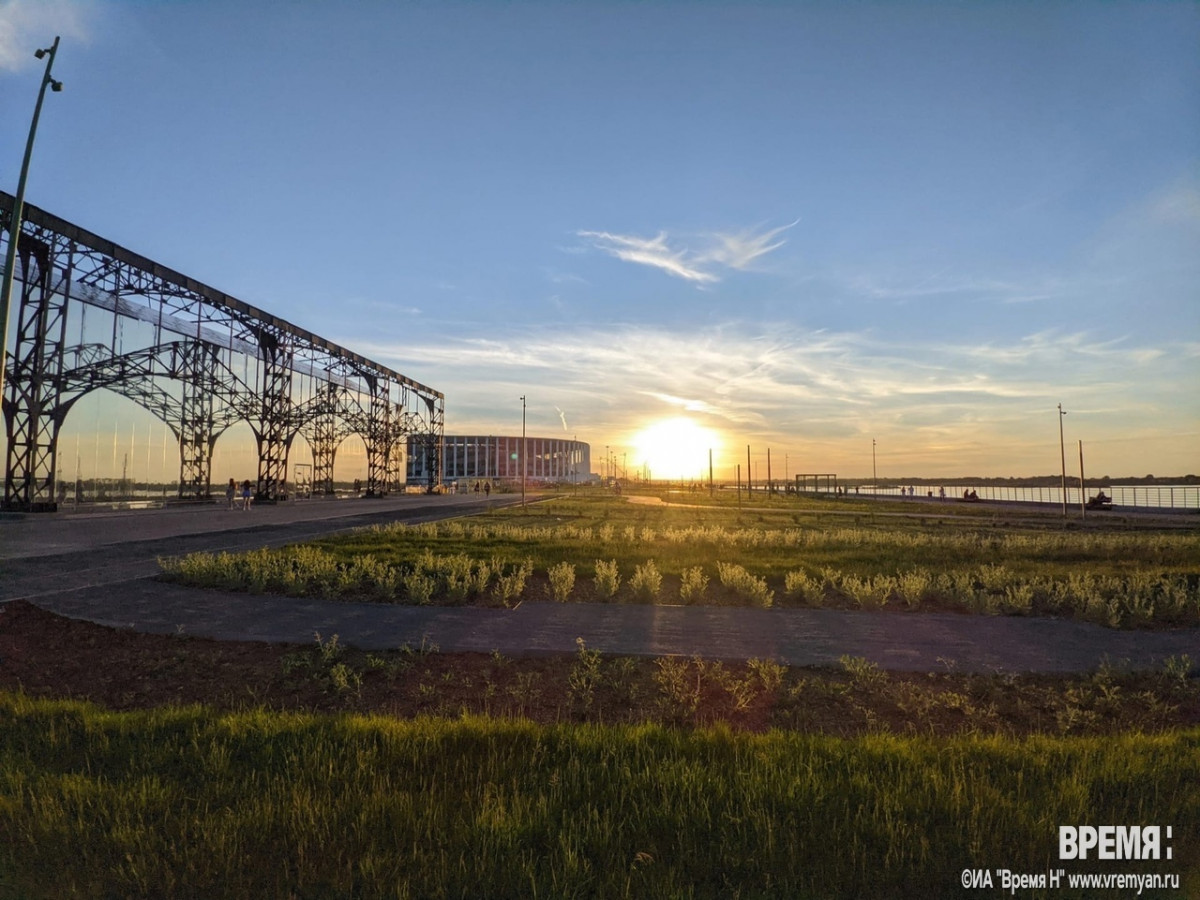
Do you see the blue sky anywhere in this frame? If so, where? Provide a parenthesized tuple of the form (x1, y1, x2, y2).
(2, 0, 1197, 480)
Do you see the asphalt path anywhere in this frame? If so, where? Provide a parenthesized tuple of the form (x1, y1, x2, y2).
(2, 494, 1196, 673)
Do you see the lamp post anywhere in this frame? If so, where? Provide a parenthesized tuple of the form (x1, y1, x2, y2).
(872, 439, 877, 495)
(520, 395, 526, 507)
(1, 36, 63, 409)
(1058, 404, 1067, 517)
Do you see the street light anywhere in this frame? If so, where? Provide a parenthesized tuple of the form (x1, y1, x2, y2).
(1, 36, 64, 409)
(872, 439, 877, 495)
(1058, 404, 1068, 517)
(520, 395, 526, 507)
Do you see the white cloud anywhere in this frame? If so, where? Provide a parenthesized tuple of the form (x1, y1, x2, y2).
(355, 324, 1194, 472)
(0, 0, 91, 72)
(576, 220, 797, 284)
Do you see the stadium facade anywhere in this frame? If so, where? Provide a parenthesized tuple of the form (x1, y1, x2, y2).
(407, 435, 591, 486)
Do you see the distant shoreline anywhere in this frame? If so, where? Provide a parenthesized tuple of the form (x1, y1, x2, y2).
(838, 475, 1198, 488)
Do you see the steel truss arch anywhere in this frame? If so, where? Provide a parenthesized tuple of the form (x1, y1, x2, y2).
(1, 192, 444, 511)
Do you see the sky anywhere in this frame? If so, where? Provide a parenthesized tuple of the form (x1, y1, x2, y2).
(1, 0, 1198, 481)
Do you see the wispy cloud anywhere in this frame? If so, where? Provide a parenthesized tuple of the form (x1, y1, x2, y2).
(543, 267, 588, 286)
(1149, 180, 1200, 224)
(642, 391, 718, 415)
(705, 219, 800, 270)
(576, 220, 797, 284)
(0, 0, 91, 72)
(847, 269, 1062, 305)
(576, 230, 718, 283)
(343, 296, 421, 316)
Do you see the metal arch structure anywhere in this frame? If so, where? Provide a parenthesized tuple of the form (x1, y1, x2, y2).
(1, 191, 444, 512)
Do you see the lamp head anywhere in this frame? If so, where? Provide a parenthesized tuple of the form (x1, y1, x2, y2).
(50, 80, 63, 92)
(35, 48, 46, 59)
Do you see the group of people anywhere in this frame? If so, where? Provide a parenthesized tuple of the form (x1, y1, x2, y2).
(470, 481, 493, 497)
(225, 478, 253, 510)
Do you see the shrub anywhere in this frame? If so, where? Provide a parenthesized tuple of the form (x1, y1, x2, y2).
(495, 560, 533, 604)
(594, 559, 621, 598)
(896, 570, 932, 607)
(630, 560, 663, 600)
(1002, 583, 1034, 615)
(748, 658, 787, 692)
(548, 561, 576, 602)
(567, 637, 602, 715)
(839, 655, 885, 690)
(717, 562, 774, 608)
(838, 574, 894, 610)
(401, 571, 437, 605)
(784, 570, 822, 603)
(654, 656, 701, 720)
(679, 566, 709, 603)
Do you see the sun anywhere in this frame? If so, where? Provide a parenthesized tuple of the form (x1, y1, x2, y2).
(632, 417, 720, 481)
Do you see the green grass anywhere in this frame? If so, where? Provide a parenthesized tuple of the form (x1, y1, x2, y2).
(1, 691, 1196, 899)
(158, 494, 1200, 627)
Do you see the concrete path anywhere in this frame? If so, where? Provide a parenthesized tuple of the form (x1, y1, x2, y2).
(2, 495, 1197, 673)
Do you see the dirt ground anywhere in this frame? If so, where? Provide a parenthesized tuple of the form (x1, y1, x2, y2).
(2, 599, 1197, 738)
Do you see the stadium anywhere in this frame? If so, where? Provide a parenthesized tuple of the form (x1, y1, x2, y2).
(407, 435, 592, 488)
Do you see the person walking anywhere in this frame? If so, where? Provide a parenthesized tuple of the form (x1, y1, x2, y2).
(241, 479, 252, 511)
(226, 478, 236, 510)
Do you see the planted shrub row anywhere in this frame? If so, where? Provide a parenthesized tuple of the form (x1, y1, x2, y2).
(160, 546, 1199, 627)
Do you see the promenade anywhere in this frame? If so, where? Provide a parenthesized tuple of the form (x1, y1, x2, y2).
(2, 494, 1196, 673)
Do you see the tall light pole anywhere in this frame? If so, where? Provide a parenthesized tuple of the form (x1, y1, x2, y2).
(1, 36, 63, 408)
(520, 395, 527, 507)
(872, 439, 877, 494)
(1058, 403, 1067, 517)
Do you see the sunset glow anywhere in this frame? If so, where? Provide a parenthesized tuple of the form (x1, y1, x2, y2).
(632, 418, 721, 481)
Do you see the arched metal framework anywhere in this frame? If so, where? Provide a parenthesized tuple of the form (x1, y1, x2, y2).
(1, 192, 443, 511)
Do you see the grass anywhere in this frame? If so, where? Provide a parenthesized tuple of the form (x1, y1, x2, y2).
(2, 690, 1196, 900)
(158, 494, 1200, 628)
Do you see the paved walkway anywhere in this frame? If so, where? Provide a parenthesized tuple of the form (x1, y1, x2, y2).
(2, 495, 1197, 673)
